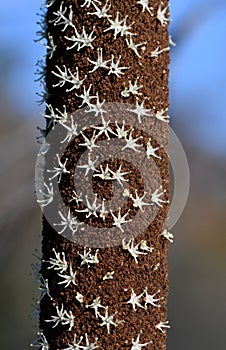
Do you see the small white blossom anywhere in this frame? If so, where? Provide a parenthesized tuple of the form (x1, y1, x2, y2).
(122, 130, 142, 152)
(151, 46, 169, 58)
(144, 288, 162, 308)
(88, 48, 111, 73)
(63, 334, 83, 350)
(77, 154, 99, 176)
(47, 154, 70, 183)
(93, 163, 111, 180)
(52, 65, 70, 87)
(30, 331, 49, 350)
(139, 240, 154, 253)
(50, 3, 74, 31)
(156, 320, 170, 333)
(58, 264, 77, 288)
(103, 271, 114, 280)
(128, 99, 152, 123)
(61, 116, 78, 143)
(111, 208, 131, 232)
(44, 104, 68, 125)
(104, 12, 124, 39)
(108, 54, 129, 77)
(121, 77, 143, 97)
(155, 108, 170, 122)
(76, 84, 96, 107)
(47, 248, 68, 273)
(131, 333, 152, 350)
(130, 190, 150, 211)
(120, 16, 135, 36)
(69, 190, 83, 205)
(86, 297, 105, 318)
(66, 27, 96, 51)
(85, 93, 106, 117)
(38, 277, 52, 302)
(122, 238, 147, 264)
(54, 209, 83, 234)
(137, 0, 153, 15)
(113, 120, 130, 139)
(76, 195, 101, 218)
(151, 186, 168, 207)
(81, 0, 101, 8)
(88, 0, 111, 19)
(97, 306, 118, 334)
(99, 199, 108, 221)
(45, 34, 57, 59)
(66, 67, 87, 92)
(37, 182, 53, 207)
(76, 292, 84, 304)
(81, 333, 98, 350)
(146, 139, 161, 159)
(157, 4, 169, 27)
(161, 229, 174, 243)
(79, 131, 100, 151)
(78, 248, 99, 268)
(109, 164, 130, 187)
(91, 115, 114, 139)
(126, 288, 144, 311)
(126, 36, 147, 58)
(45, 304, 74, 331)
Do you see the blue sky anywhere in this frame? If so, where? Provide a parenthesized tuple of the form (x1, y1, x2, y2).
(0, 0, 225, 155)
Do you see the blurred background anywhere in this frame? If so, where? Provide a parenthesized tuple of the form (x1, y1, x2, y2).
(0, 0, 225, 349)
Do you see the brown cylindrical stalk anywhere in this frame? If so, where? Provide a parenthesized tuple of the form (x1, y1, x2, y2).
(35, 0, 171, 349)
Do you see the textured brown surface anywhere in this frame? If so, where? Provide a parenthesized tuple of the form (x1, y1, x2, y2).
(39, 0, 170, 349)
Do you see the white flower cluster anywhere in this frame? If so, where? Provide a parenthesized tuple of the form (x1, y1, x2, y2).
(126, 287, 163, 310)
(45, 304, 74, 331)
(122, 237, 153, 264)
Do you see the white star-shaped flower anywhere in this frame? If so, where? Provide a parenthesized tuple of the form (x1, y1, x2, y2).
(47, 248, 68, 273)
(130, 190, 150, 211)
(108, 54, 129, 77)
(51, 65, 70, 88)
(45, 304, 74, 331)
(127, 289, 144, 311)
(76, 195, 101, 218)
(144, 288, 162, 308)
(109, 164, 130, 187)
(66, 67, 87, 92)
(155, 108, 170, 122)
(81, 333, 99, 350)
(131, 333, 152, 350)
(54, 209, 83, 234)
(120, 16, 135, 36)
(63, 334, 83, 350)
(47, 154, 70, 183)
(137, 0, 153, 15)
(122, 131, 142, 152)
(139, 240, 154, 253)
(81, 0, 101, 8)
(121, 77, 143, 97)
(78, 248, 99, 268)
(97, 306, 118, 334)
(146, 139, 161, 159)
(88, 48, 111, 73)
(104, 12, 124, 39)
(151, 187, 168, 207)
(79, 131, 100, 151)
(113, 120, 130, 139)
(128, 99, 152, 123)
(93, 163, 111, 180)
(66, 26, 96, 51)
(85, 93, 106, 117)
(91, 114, 114, 139)
(37, 182, 54, 207)
(76, 84, 96, 107)
(61, 116, 78, 143)
(58, 264, 77, 288)
(51, 3, 74, 31)
(126, 36, 147, 58)
(156, 320, 170, 333)
(77, 154, 99, 176)
(88, 0, 112, 18)
(111, 208, 131, 232)
(151, 46, 169, 58)
(161, 229, 174, 243)
(38, 277, 52, 302)
(122, 238, 147, 263)
(157, 4, 169, 26)
(30, 331, 49, 349)
(86, 297, 105, 318)
(69, 190, 83, 205)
